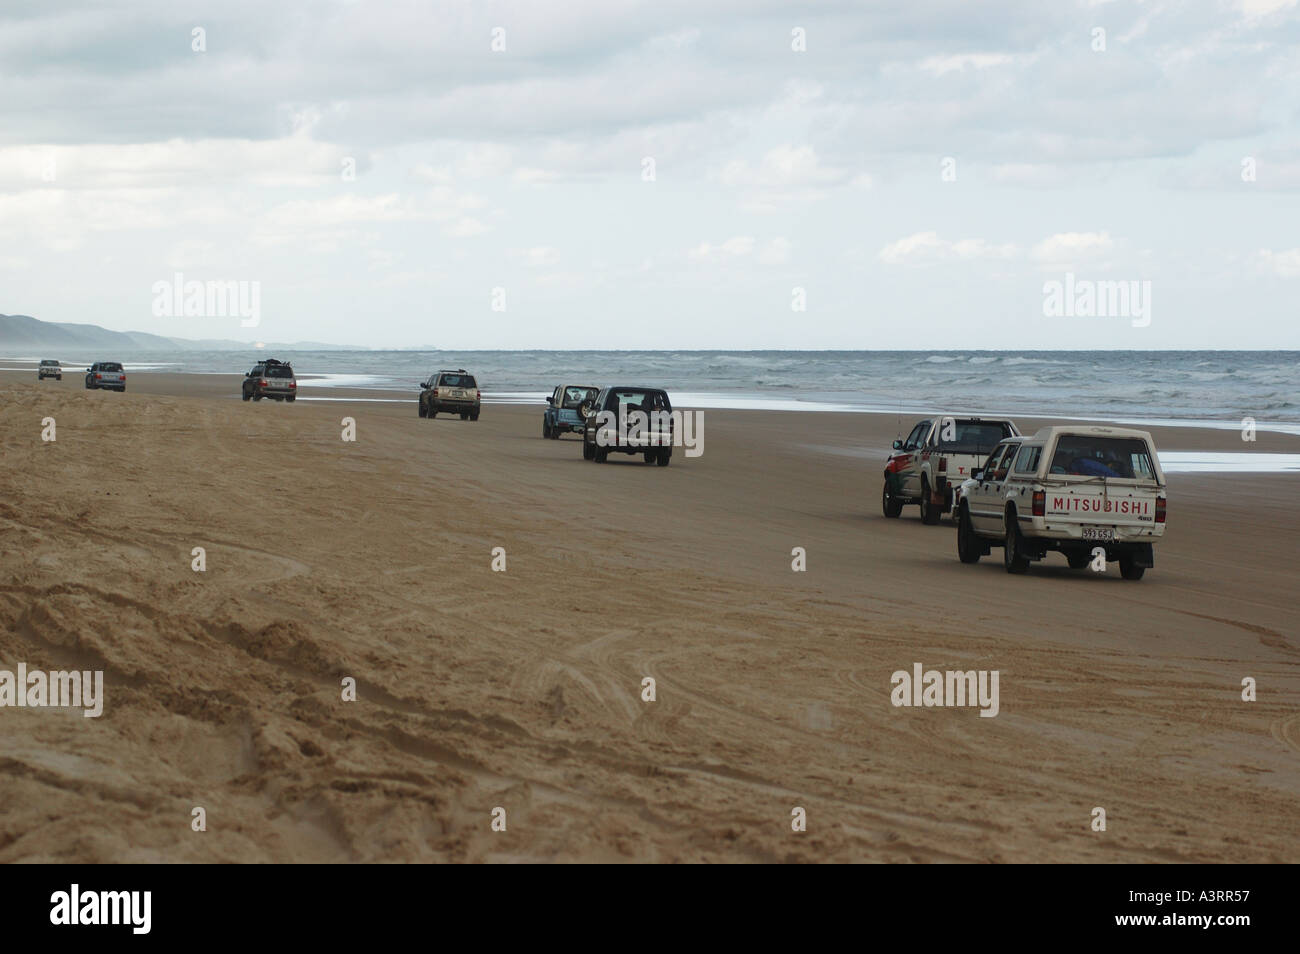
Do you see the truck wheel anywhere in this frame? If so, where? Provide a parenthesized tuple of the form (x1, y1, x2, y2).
(1119, 558, 1145, 581)
(1003, 513, 1030, 574)
(882, 479, 903, 518)
(470, 411, 479, 421)
(594, 447, 608, 463)
(253, 393, 262, 401)
(1066, 552, 1089, 570)
(957, 507, 981, 564)
(242, 391, 251, 402)
(460, 412, 468, 420)
(543, 419, 551, 438)
(656, 448, 671, 466)
(429, 409, 437, 418)
(419, 401, 427, 418)
(643, 451, 655, 463)
(583, 439, 595, 460)
(920, 478, 941, 524)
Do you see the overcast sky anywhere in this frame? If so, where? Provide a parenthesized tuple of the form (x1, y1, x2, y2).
(1, 0, 1297, 349)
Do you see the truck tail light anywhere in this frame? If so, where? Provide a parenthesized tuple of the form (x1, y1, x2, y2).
(1032, 490, 1045, 517)
(260, 379, 268, 386)
(288, 381, 296, 388)
(95, 373, 102, 379)
(1155, 497, 1166, 523)
(432, 389, 439, 397)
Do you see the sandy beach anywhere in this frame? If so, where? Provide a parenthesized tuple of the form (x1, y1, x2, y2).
(1, 368, 1297, 863)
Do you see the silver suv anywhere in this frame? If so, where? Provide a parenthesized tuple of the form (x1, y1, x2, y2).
(38, 359, 61, 381)
(85, 362, 126, 391)
(418, 369, 480, 420)
(241, 359, 297, 402)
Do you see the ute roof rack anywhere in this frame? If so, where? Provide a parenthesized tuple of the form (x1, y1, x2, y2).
(260, 358, 291, 367)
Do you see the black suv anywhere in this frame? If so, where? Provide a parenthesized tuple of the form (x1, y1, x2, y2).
(581, 386, 674, 465)
(419, 369, 480, 420)
(241, 358, 297, 402)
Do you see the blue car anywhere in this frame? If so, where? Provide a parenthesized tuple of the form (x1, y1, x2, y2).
(543, 384, 598, 439)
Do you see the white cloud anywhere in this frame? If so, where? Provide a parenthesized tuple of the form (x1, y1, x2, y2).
(690, 236, 756, 261)
(757, 238, 792, 266)
(1031, 231, 1116, 265)
(520, 246, 560, 267)
(918, 53, 1014, 76)
(1255, 248, 1300, 277)
(879, 232, 1017, 265)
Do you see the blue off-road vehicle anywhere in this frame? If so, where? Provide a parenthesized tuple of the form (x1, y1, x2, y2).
(543, 384, 598, 439)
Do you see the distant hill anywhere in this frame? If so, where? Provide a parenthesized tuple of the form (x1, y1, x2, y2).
(0, 314, 362, 352)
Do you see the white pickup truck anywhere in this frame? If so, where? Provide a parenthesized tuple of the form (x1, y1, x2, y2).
(952, 425, 1167, 579)
(883, 416, 1020, 523)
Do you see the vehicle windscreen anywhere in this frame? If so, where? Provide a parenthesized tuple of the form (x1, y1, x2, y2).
(439, 374, 475, 388)
(265, 365, 293, 378)
(562, 387, 597, 409)
(935, 421, 1013, 454)
(101, 363, 123, 372)
(1049, 436, 1157, 480)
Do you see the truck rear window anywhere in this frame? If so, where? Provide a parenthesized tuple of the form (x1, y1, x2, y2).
(935, 421, 1013, 454)
(265, 366, 293, 378)
(1049, 436, 1156, 480)
(100, 363, 123, 372)
(610, 390, 670, 412)
(562, 387, 597, 409)
(439, 374, 476, 388)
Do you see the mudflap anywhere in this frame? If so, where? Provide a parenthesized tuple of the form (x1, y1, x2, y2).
(1127, 543, 1154, 568)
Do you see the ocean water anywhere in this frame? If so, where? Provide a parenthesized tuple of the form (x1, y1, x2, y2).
(5, 349, 1298, 429)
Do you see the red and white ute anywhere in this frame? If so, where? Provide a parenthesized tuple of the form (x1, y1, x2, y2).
(882, 416, 1020, 523)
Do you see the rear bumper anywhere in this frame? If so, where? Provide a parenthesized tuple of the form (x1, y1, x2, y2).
(1024, 538, 1156, 566)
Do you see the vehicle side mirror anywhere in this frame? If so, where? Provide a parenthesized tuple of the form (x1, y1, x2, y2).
(546, 396, 554, 405)
(972, 470, 983, 481)
(891, 439, 903, 450)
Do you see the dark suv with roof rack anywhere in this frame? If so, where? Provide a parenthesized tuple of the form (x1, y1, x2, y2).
(241, 358, 297, 402)
(419, 369, 480, 420)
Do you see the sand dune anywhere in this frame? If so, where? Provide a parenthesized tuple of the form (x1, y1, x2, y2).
(1, 372, 1297, 862)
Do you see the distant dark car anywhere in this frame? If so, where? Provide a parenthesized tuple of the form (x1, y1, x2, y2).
(543, 384, 597, 439)
(38, 359, 61, 381)
(581, 386, 674, 465)
(85, 362, 125, 391)
(419, 369, 480, 420)
(241, 358, 297, 402)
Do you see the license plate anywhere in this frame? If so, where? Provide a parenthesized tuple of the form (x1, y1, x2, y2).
(1082, 527, 1114, 541)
